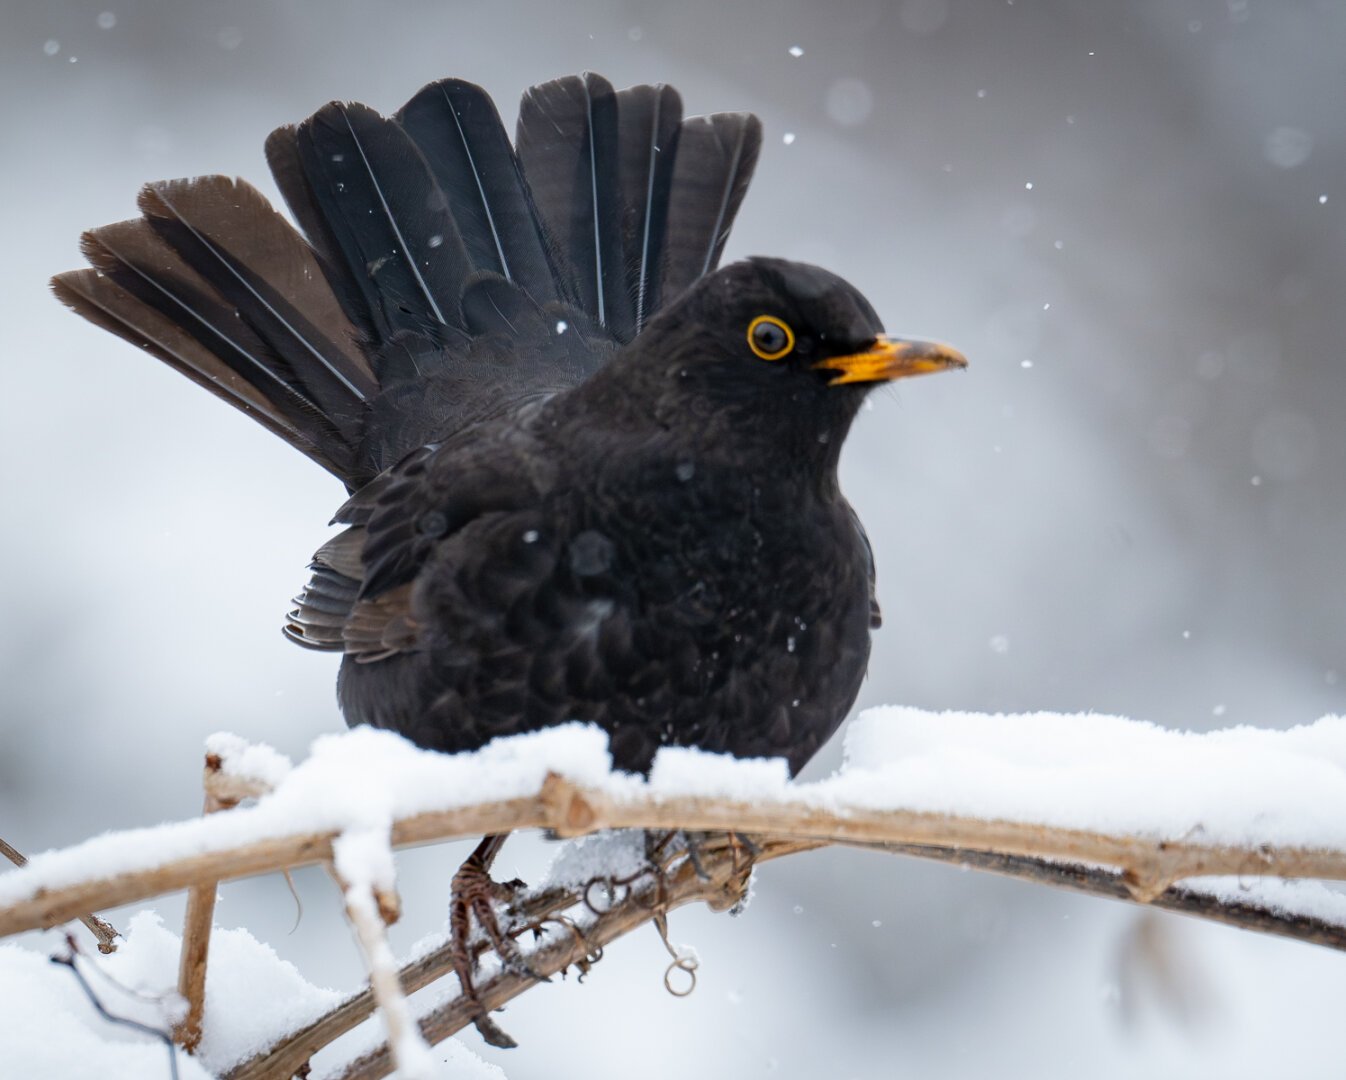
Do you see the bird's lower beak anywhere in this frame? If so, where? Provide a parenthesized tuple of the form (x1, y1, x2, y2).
(813, 335, 968, 385)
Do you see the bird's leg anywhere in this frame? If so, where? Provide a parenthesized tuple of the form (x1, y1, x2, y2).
(728, 830, 762, 869)
(449, 833, 545, 1049)
(682, 830, 761, 876)
(683, 831, 713, 882)
(643, 828, 682, 875)
(680, 831, 760, 912)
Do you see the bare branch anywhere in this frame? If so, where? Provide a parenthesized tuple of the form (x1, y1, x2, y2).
(1, 835, 119, 953)
(176, 750, 257, 1052)
(8, 766, 1346, 1078)
(51, 935, 181, 1079)
(7, 759, 1346, 1077)
(6, 774, 1346, 942)
(334, 860, 432, 1078)
(869, 842, 1346, 950)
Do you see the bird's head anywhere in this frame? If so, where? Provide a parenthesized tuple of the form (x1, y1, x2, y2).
(627, 257, 966, 471)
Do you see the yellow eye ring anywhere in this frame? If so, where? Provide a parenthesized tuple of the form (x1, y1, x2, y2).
(747, 315, 795, 361)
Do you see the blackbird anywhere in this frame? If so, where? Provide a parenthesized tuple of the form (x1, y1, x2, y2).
(53, 72, 964, 1040)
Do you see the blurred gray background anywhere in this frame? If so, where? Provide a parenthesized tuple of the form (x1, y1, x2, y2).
(2, 0, 1345, 1076)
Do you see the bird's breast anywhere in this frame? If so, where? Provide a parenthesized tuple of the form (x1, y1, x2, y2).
(392, 450, 875, 775)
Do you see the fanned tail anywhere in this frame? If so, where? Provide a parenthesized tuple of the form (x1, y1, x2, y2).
(268, 102, 471, 342)
(53, 72, 763, 492)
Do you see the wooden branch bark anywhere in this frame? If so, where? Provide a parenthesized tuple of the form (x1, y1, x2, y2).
(870, 842, 1346, 950)
(176, 753, 250, 1052)
(336, 867, 432, 1079)
(8, 772, 1346, 1079)
(6, 774, 1346, 941)
(0, 835, 119, 953)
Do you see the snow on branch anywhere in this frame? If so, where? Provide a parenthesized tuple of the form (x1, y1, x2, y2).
(3, 708, 1346, 1077)
(5, 709, 1346, 935)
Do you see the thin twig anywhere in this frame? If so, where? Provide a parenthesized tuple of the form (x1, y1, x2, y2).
(1, 835, 119, 953)
(51, 935, 179, 1079)
(0, 838, 24, 866)
(176, 751, 249, 1052)
(872, 842, 1346, 950)
(226, 837, 809, 1080)
(336, 865, 432, 1079)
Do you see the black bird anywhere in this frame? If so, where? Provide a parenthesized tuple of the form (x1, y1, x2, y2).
(53, 72, 964, 1040)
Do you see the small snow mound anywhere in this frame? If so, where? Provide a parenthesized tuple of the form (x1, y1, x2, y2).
(205, 731, 292, 788)
(648, 746, 791, 801)
(835, 707, 1346, 846)
(333, 827, 397, 895)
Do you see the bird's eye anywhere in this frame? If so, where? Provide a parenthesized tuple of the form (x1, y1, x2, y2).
(747, 315, 795, 361)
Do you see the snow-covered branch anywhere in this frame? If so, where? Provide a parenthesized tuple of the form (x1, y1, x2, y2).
(3, 709, 1346, 1077)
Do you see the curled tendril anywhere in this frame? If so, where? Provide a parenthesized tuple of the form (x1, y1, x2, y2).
(583, 876, 631, 915)
(663, 953, 698, 997)
(583, 863, 668, 916)
(653, 913, 699, 998)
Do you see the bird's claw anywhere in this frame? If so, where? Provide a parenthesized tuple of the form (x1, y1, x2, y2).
(684, 835, 713, 882)
(449, 836, 543, 1049)
(471, 1012, 518, 1051)
(681, 830, 759, 880)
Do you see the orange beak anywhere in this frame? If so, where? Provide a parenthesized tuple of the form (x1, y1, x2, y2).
(813, 335, 968, 385)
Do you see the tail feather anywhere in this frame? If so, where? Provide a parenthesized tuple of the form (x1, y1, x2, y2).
(265, 123, 382, 344)
(659, 112, 762, 304)
(615, 83, 683, 335)
(397, 78, 561, 305)
(516, 73, 633, 341)
(75, 218, 363, 478)
(514, 75, 761, 341)
(51, 267, 333, 463)
(137, 178, 376, 417)
(291, 102, 472, 340)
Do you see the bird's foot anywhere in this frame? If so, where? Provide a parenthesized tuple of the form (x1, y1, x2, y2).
(449, 834, 546, 1049)
(675, 830, 759, 915)
(681, 830, 761, 880)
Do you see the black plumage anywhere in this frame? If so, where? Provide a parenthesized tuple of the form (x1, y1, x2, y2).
(54, 71, 966, 779)
(515, 73, 633, 339)
(54, 70, 966, 1046)
(659, 111, 761, 303)
(397, 78, 560, 304)
(614, 82, 682, 333)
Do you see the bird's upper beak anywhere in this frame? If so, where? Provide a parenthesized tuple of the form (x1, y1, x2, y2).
(813, 335, 968, 385)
